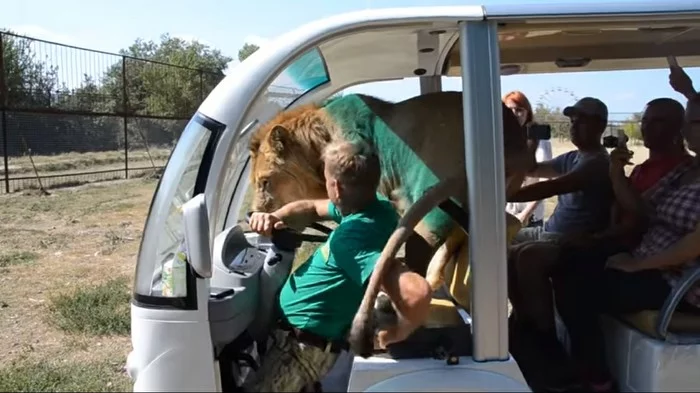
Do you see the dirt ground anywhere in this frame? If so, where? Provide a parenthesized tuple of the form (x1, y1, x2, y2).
(0, 139, 650, 391)
(0, 178, 158, 390)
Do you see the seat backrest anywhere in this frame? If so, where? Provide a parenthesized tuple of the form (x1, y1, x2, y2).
(444, 212, 522, 311)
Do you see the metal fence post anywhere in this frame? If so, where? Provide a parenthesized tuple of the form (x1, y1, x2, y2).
(0, 32, 9, 193)
(122, 56, 129, 179)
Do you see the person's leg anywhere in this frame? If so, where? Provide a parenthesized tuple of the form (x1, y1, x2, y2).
(508, 241, 583, 390)
(511, 241, 562, 332)
(376, 260, 432, 348)
(551, 244, 626, 391)
(554, 263, 673, 391)
(603, 269, 674, 313)
(512, 226, 544, 245)
(244, 329, 339, 392)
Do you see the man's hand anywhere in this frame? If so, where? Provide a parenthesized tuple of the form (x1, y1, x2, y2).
(605, 252, 640, 273)
(609, 147, 634, 174)
(516, 211, 530, 224)
(248, 212, 287, 237)
(669, 65, 696, 100)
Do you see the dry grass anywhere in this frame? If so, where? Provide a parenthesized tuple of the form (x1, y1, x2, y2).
(0, 138, 651, 391)
(0, 177, 157, 391)
(3, 148, 171, 177)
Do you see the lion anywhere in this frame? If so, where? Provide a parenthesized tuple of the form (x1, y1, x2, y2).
(249, 91, 533, 293)
(249, 91, 533, 353)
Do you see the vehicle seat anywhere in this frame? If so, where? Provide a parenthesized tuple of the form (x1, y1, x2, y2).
(425, 212, 522, 327)
(619, 310, 700, 338)
(599, 265, 700, 392)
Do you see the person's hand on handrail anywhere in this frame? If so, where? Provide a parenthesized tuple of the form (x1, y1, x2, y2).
(669, 64, 698, 101)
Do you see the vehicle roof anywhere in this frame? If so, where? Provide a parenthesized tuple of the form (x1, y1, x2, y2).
(318, 1, 700, 93)
(204, 1, 700, 127)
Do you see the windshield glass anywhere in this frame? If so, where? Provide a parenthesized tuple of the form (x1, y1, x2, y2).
(266, 47, 329, 107)
(133, 114, 221, 299)
(217, 48, 330, 231)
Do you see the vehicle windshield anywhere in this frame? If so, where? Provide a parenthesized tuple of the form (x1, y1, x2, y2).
(133, 48, 330, 303)
(265, 47, 330, 107)
(133, 114, 222, 300)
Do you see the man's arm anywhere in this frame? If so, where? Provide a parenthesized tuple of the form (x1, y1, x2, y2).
(507, 158, 605, 203)
(526, 159, 561, 179)
(608, 154, 649, 221)
(376, 261, 431, 348)
(329, 226, 431, 348)
(636, 222, 700, 270)
(517, 200, 541, 223)
(250, 199, 335, 236)
(271, 199, 335, 228)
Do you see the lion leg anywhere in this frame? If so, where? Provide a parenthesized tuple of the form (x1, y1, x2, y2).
(403, 231, 435, 276)
(424, 226, 466, 291)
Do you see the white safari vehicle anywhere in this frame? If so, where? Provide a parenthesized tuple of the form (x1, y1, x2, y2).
(126, 2, 700, 392)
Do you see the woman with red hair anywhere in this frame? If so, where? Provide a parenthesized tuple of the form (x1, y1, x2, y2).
(503, 90, 553, 228)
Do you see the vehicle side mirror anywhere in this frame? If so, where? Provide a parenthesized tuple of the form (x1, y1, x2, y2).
(182, 193, 212, 278)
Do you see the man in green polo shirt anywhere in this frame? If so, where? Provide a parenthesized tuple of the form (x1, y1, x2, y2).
(246, 138, 432, 392)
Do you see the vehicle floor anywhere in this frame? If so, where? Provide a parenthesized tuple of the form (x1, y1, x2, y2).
(508, 316, 607, 393)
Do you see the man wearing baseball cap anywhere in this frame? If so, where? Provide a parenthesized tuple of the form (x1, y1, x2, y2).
(506, 97, 615, 391)
(508, 96, 614, 243)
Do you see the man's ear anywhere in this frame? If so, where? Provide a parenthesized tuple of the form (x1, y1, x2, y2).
(326, 174, 338, 192)
(268, 125, 289, 152)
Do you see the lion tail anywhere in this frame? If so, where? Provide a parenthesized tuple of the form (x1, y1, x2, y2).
(348, 175, 465, 357)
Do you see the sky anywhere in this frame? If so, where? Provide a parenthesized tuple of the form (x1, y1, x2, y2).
(3, 0, 700, 121)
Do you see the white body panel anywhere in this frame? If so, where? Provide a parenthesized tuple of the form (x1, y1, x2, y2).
(127, 301, 218, 392)
(601, 316, 700, 392)
(348, 355, 529, 392)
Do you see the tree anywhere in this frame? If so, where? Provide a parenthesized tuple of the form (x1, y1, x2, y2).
(1, 31, 58, 109)
(97, 33, 232, 117)
(621, 112, 642, 143)
(532, 87, 580, 141)
(238, 43, 259, 62)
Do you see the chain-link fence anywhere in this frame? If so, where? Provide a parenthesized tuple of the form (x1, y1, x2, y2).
(0, 31, 227, 193)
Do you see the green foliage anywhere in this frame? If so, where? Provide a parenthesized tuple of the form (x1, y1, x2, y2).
(621, 112, 642, 141)
(532, 102, 572, 140)
(1, 32, 58, 108)
(1, 31, 235, 156)
(238, 43, 260, 62)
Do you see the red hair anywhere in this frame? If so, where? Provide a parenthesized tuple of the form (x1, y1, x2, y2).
(503, 90, 534, 125)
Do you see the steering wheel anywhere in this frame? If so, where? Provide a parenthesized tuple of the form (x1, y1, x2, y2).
(245, 212, 332, 251)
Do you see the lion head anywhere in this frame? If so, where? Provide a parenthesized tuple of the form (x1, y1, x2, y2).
(248, 105, 336, 212)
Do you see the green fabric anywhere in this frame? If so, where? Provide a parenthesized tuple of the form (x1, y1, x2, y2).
(278, 195, 399, 340)
(322, 94, 459, 241)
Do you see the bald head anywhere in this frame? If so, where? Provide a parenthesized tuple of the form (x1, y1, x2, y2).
(646, 98, 685, 126)
(641, 98, 686, 150)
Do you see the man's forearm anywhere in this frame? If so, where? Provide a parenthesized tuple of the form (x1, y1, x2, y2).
(508, 182, 555, 203)
(638, 228, 700, 270)
(521, 200, 540, 220)
(272, 200, 324, 227)
(610, 169, 646, 218)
